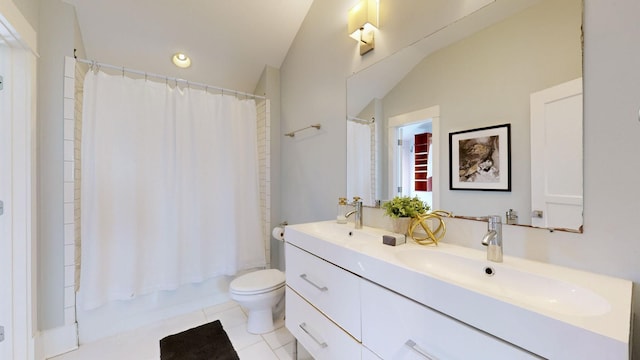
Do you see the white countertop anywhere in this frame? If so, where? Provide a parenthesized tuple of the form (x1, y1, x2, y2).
(286, 220, 633, 359)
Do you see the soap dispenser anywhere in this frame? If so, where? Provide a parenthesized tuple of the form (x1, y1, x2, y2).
(506, 209, 518, 225)
(337, 197, 348, 224)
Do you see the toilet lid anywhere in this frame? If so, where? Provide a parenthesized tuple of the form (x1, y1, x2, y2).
(230, 269, 285, 294)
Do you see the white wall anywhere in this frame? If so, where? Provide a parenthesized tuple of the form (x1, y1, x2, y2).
(10, 0, 37, 31)
(280, 0, 352, 224)
(35, 0, 83, 331)
(583, 2, 640, 356)
(280, 0, 640, 357)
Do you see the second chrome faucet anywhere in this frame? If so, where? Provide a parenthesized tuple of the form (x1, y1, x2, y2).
(345, 196, 363, 229)
(481, 215, 503, 262)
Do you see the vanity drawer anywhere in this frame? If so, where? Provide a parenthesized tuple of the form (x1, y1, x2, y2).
(286, 287, 361, 360)
(362, 346, 382, 360)
(285, 243, 361, 339)
(361, 280, 541, 360)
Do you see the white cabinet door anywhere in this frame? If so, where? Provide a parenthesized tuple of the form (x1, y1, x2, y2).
(286, 287, 362, 360)
(361, 280, 541, 360)
(530, 78, 583, 230)
(0, 42, 11, 360)
(362, 346, 382, 360)
(285, 243, 362, 339)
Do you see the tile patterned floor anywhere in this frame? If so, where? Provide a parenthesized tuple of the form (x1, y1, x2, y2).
(51, 301, 302, 360)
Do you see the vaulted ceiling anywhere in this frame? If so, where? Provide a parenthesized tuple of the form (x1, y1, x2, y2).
(66, 0, 314, 93)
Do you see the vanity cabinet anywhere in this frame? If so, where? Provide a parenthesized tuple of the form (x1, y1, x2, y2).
(286, 287, 362, 359)
(285, 243, 361, 339)
(286, 242, 539, 360)
(362, 346, 382, 360)
(285, 243, 362, 359)
(285, 221, 632, 359)
(360, 280, 540, 360)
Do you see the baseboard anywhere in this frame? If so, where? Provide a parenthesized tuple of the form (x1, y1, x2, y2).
(41, 323, 78, 359)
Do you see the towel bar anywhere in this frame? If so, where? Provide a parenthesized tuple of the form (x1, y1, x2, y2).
(284, 124, 321, 137)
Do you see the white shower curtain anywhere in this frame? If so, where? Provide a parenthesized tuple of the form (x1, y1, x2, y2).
(346, 121, 374, 205)
(79, 70, 265, 310)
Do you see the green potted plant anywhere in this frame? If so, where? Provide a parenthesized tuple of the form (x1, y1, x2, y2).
(382, 196, 430, 234)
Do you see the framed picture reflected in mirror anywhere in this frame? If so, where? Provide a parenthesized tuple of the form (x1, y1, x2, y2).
(449, 123, 511, 191)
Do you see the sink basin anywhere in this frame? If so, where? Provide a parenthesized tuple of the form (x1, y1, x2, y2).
(289, 221, 356, 240)
(393, 247, 611, 317)
(288, 221, 386, 245)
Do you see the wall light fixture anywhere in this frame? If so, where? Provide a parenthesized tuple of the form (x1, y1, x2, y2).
(348, 0, 379, 55)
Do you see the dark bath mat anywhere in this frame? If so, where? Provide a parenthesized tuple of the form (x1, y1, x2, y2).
(160, 320, 239, 360)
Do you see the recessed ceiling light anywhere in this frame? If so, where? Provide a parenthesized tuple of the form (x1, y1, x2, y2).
(172, 53, 191, 68)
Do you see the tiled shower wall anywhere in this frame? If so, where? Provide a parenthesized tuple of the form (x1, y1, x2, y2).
(369, 121, 376, 204)
(62, 57, 78, 326)
(257, 98, 272, 268)
(62, 56, 272, 326)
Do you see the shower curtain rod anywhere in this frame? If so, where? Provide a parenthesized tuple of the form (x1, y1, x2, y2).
(75, 57, 266, 100)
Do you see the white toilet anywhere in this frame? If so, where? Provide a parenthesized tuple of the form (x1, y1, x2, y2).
(229, 268, 286, 334)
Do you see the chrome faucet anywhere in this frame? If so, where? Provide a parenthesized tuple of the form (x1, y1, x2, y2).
(345, 196, 363, 229)
(481, 215, 503, 262)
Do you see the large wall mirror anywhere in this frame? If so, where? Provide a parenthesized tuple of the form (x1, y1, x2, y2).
(346, 0, 583, 232)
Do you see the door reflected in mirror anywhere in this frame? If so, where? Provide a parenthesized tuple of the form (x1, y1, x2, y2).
(346, 0, 583, 232)
(387, 106, 441, 210)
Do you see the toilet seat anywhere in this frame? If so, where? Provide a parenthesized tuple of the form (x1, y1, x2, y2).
(230, 269, 285, 295)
